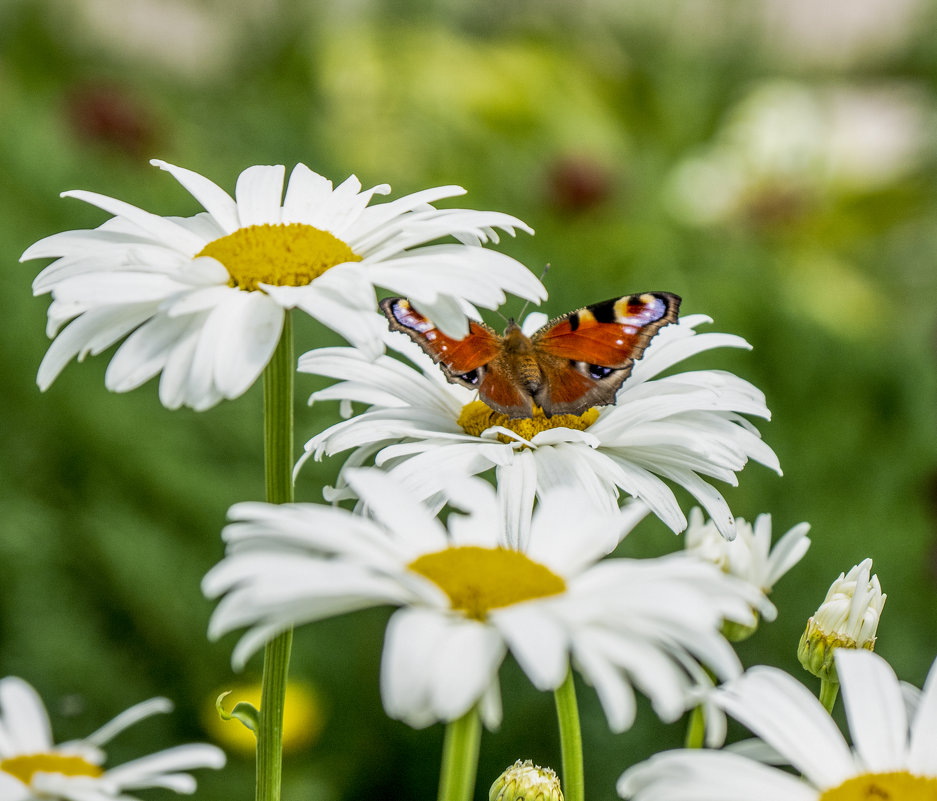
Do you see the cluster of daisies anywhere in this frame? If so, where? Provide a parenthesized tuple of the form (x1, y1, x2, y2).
(11, 160, 933, 801)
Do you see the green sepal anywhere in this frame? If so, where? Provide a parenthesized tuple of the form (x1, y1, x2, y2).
(215, 690, 260, 735)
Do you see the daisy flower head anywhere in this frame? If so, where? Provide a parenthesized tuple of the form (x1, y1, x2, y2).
(619, 648, 937, 801)
(684, 507, 811, 640)
(202, 468, 768, 732)
(297, 308, 780, 538)
(21, 160, 543, 410)
(0, 676, 225, 801)
(799, 558, 886, 683)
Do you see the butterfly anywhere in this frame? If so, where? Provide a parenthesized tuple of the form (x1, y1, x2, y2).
(379, 292, 681, 419)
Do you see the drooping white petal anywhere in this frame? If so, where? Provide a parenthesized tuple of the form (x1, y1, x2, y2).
(83, 698, 173, 747)
(151, 160, 240, 234)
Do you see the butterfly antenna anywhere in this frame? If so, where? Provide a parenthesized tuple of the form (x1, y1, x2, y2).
(515, 263, 551, 321)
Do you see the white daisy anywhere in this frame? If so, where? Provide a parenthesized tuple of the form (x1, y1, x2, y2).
(684, 507, 811, 638)
(618, 648, 937, 801)
(202, 468, 767, 731)
(21, 160, 543, 410)
(0, 676, 225, 801)
(297, 312, 780, 538)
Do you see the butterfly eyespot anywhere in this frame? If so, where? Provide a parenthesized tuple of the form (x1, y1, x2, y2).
(459, 369, 481, 385)
(588, 364, 614, 379)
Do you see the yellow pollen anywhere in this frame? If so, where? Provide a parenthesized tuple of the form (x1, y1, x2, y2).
(1, 753, 104, 784)
(409, 546, 566, 621)
(196, 223, 361, 291)
(819, 771, 937, 800)
(457, 401, 599, 444)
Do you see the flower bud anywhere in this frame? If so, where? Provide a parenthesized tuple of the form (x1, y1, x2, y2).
(798, 558, 885, 682)
(489, 759, 564, 801)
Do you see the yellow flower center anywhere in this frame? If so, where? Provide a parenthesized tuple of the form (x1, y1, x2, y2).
(820, 771, 937, 800)
(408, 546, 566, 621)
(457, 401, 599, 444)
(1, 753, 104, 784)
(196, 223, 362, 291)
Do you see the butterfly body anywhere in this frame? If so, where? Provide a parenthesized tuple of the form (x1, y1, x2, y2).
(380, 292, 681, 419)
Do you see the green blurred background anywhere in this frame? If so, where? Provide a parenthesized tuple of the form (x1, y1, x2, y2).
(2, 1, 937, 798)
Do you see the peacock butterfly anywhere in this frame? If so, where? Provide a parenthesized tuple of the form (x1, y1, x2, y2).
(379, 292, 681, 419)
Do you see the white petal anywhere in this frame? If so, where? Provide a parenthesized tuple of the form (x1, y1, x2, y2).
(343, 469, 449, 553)
(496, 451, 537, 550)
(907, 651, 937, 774)
(210, 291, 283, 399)
(84, 697, 173, 747)
(235, 165, 286, 226)
(150, 160, 240, 233)
(836, 649, 908, 773)
(0, 677, 53, 753)
(494, 605, 569, 690)
(429, 619, 506, 722)
(61, 190, 205, 254)
(381, 608, 447, 728)
(103, 743, 226, 786)
(104, 314, 191, 392)
(618, 750, 816, 801)
(716, 667, 854, 787)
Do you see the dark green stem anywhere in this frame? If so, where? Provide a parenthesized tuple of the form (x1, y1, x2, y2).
(257, 311, 294, 801)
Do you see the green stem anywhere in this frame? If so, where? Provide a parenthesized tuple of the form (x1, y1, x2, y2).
(437, 707, 482, 801)
(819, 677, 840, 714)
(257, 311, 295, 801)
(684, 704, 705, 749)
(553, 669, 584, 801)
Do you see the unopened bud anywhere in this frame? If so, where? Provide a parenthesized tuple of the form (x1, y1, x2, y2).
(489, 759, 564, 801)
(798, 558, 885, 682)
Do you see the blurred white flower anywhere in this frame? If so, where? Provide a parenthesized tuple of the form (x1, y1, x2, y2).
(21, 160, 542, 410)
(684, 507, 810, 638)
(298, 312, 779, 539)
(799, 558, 886, 681)
(0, 676, 224, 801)
(203, 469, 767, 731)
(666, 80, 931, 227)
(619, 648, 937, 801)
(758, 0, 925, 68)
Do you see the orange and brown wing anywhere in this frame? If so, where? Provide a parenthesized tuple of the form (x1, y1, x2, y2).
(379, 297, 502, 390)
(532, 292, 681, 416)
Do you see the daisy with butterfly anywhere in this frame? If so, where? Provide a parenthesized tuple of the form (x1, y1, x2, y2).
(299, 288, 778, 540)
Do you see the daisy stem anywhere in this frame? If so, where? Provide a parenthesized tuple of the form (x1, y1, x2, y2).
(257, 311, 295, 801)
(437, 706, 481, 801)
(819, 677, 839, 713)
(684, 704, 706, 748)
(554, 669, 585, 801)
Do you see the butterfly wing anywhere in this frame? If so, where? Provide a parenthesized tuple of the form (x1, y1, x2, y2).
(531, 291, 681, 416)
(379, 296, 506, 390)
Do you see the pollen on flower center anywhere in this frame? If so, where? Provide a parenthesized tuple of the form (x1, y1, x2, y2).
(409, 546, 566, 621)
(457, 400, 599, 444)
(819, 771, 937, 800)
(196, 223, 362, 291)
(1, 753, 104, 784)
